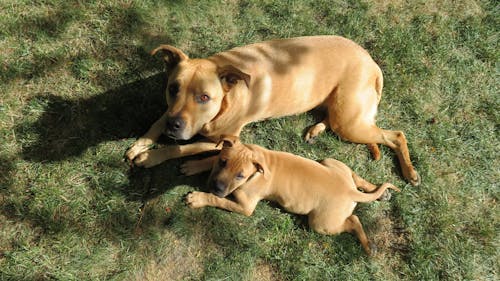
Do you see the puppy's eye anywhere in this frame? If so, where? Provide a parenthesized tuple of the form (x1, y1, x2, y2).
(196, 93, 210, 104)
(219, 159, 227, 168)
(168, 83, 179, 98)
(235, 173, 245, 180)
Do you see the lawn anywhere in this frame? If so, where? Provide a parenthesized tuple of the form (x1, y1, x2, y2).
(0, 0, 498, 280)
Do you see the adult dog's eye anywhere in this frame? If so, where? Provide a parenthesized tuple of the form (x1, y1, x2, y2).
(168, 83, 179, 98)
(219, 159, 227, 168)
(235, 173, 244, 180)
(196, 93, 210, 104)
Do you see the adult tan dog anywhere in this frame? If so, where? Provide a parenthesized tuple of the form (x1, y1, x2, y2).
(125, 35, 420, 186)
(183, 136, 400, 255)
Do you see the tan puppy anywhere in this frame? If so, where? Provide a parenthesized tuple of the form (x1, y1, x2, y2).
(126, 35, 420, 185)
(183, 136, 400, 255)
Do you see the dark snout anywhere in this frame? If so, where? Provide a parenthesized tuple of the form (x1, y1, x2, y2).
(165, 116, 186, 139)
(211, 180, 227, 198)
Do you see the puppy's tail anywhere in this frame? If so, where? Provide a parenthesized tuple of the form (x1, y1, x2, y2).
(349, 183, 400, 203)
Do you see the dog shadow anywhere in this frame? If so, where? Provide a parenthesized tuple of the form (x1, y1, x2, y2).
(8, 72, 221, 241)
(14, 72, 210, 202)
(17, 73, 166, 162)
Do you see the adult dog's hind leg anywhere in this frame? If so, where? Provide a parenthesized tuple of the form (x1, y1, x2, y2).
(305, 119, 328, 144)
(325, 81, 419, 185)
(335, 122, 420, 186)
(367, 143, 381, 160)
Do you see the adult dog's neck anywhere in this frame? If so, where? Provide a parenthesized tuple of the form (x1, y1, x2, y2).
(200, 81, 251, 140)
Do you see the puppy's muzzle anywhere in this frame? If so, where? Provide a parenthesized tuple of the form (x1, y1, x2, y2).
(165, 116, 186, 139)
(211, 180, 227, 198)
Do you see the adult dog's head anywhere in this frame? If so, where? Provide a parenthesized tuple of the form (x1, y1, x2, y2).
(151, 45, 250, 140)
(207, 136, 267, 198)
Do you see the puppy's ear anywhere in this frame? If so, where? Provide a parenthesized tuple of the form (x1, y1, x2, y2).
(254, 162, 265, 174)
(150, 45, 189, 68)
(252, 151, 268, 179)
(253, 161, 268, 180)
(216, 135, 239, 148)
(218, 65, 251, 92)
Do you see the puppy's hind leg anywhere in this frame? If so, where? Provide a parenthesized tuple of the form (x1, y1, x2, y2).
(321, 159, 389, 200)
(351, 172, 377, 192)
(351, 171, 393, 201)
(309, 212, 373, 255)
(342, 215, 373, 255)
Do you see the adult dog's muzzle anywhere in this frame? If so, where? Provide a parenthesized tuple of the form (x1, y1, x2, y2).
(165, 116, 186, 139)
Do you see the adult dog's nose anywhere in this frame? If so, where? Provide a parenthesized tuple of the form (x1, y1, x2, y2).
(165, 116, 185, 134)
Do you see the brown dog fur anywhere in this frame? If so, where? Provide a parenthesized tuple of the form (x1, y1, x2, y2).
(125, 36, 420, 185)
(183, 136, 400, 255)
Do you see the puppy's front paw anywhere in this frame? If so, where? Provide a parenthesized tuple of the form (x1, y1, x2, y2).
(180, 160, 205, 176)
(185, 192, 208, 209)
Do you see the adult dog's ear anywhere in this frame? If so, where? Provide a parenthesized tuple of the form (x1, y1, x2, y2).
(216, 135, 240, 148)
(218, 65, 251, 92)
(150, 45, 189, 68)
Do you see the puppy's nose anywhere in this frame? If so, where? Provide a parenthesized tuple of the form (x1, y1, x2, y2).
(213, 180, 226, 194)
(166, 116, 185, 132)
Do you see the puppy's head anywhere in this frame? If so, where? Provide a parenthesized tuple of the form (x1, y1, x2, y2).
(208, 136, 266, 198)
(151, 45, 250, 140)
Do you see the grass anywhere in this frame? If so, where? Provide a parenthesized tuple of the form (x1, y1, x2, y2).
(0, 0, 498, 280)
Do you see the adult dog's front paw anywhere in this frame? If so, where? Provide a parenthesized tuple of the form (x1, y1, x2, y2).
(133, 151, 151, 167)
(126, 141, 151, 162)
(185, 192, 208, 209)
(133, 150, 162, 168)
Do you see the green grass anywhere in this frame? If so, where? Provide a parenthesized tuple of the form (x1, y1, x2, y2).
(1, 0, 498, 280)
